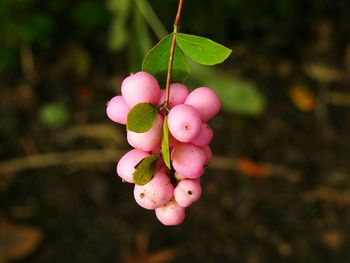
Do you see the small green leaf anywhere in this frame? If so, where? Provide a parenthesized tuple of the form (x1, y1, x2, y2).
(176, 33, 232, 66)
(107, 0, 131, 51)
(127, 5, 152, 72)
(133, 155, 159, 185)
(142, 33, 190, 87)
(161, 116, 171, 169)
(127, 103, 158, 133)
(40, 103, 69, 128)
(108, 16, 129, 51)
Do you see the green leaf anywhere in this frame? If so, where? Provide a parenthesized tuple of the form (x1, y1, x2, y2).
(19, 13, 53, 43)
(71, 1, 108, 28)
(161, 116, 171, 169)
(127, 5, 152, 72)
(190, 63, 265, 115)
(71, 45, 91, 78)
(69, 1, 109, 28)
(108, 16, 129, 51)
(107, 0, 131, 51)
(127, 103, 158, 133)
(142, 33, 190, 87)
(176, 33, 232, 66)
(40, 103, 70, 128)
(133, 155, 159, 185)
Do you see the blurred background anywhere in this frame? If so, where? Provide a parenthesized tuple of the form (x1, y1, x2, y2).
(1, 0, 350, 262)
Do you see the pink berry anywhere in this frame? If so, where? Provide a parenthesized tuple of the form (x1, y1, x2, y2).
(168, 104, 201, 143)
(202, 145, 212, 164)
(157, 90, 165, 106)
(151, 144, 161, 154)
(121, 71, 161, 108)
(158, 83, 189, 108)
(127, 114, 163, 151)
(134, 171, 174, 210)
(156, 158, 168, 173)
(106, 96, 130, 125)
(171, 143, 206, 179)
(174, 179, 202, 207)
(116, 149, 150, 183)
(185, 87, 221, 122)
(192, 123, 214, 147)
(168, 133, 181, 148)
(155, 199, 185, 226)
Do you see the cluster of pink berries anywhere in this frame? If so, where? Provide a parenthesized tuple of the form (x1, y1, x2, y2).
(106, 71, 221, 225)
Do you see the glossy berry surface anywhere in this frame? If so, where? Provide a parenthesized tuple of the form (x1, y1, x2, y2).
(202, 145, 213, 164)
(116, 149, 150, 183)
(168, 104, 201, 143)
(174, 179, 202, 208)
(158, 83, 189, 108)
(134, 171, 174, 210)
(121, 71, 161, 108)
(127, 114, 163, 151)
(155, 199, 186, 226)
(106, 71, 222, 225)
(171, 143, 206, 179)
(192, 123, 214, 147)
(185, 87, 221, 122)
(106, 96, 130, 125)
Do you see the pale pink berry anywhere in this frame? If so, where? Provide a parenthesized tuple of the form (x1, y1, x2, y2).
(168, 104, 201, 143)
(116, 149, 150, 183)
(202, 145, 212, 164)
(192, 123, 214, 147)
(171, 143, 206, 179)
(106, 96, 130, 125)
(156, 158, 168, 173)
(168, 133, 180, 148)
(185, 87, 221, 122)
(158, 83, 189, 108)
(134, 171, 174, 210)
(155, 199, 185, 226)
(127, 114, 163, 151)
(151, 144, 161, 154)
(121, 71, 161, 108)
(174, 179, 202, 208)
(157, 90, 165, 106)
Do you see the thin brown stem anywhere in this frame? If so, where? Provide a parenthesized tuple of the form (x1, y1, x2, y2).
(174, 0, 184, 30)
(163, 0, 184, 111)
(0, 148, 301, 182)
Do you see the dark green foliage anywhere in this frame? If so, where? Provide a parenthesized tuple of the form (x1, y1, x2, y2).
(151, 0, 349, 39)
(0, 0, 109, 74)
(133, 154, 159, 185)
(1, 0, 347, 75)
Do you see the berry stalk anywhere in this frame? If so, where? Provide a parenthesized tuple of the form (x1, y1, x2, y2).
(163, 0, 184, 111)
